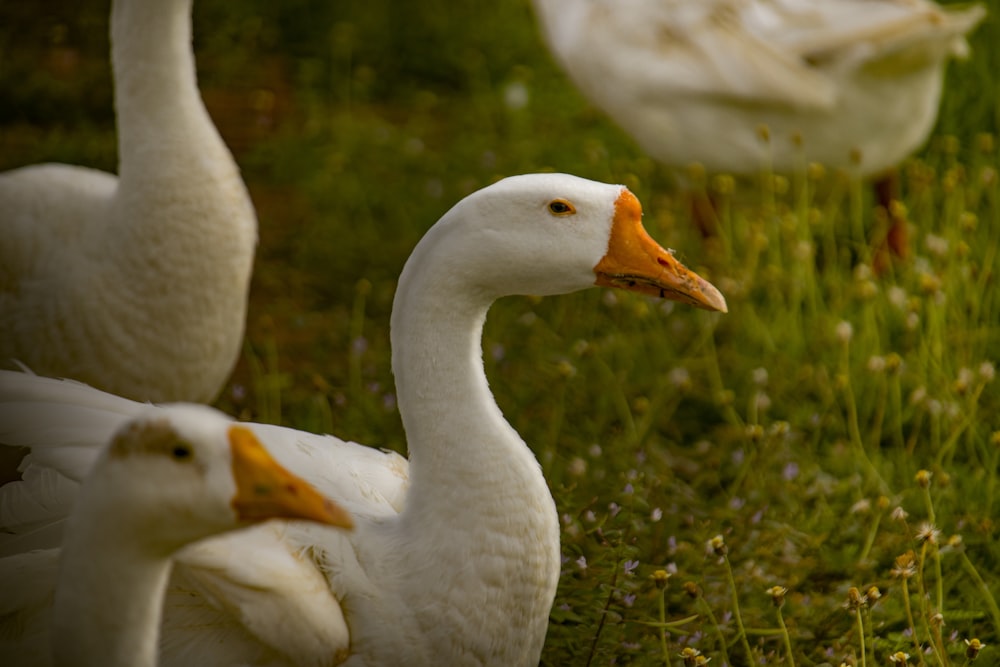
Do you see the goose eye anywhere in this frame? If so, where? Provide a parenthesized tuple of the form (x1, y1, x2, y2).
(547, 199, 576, 216)
(171, 444, 193, 461)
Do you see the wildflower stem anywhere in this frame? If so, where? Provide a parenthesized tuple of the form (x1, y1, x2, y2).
(863, 606, 876, 667)
(849, 176, 866, 260)
(245, 335, 283, 426)
(920, 486, 945, 614)
(657, 588, 669, 664)
(839, 348, 890, 495)
(959, 550, 1000, 637)
(920, 486, 936, 527)
(591, 355, 636, 443)
(776, 605, 796, 667)
(722, 554, 755, 665)
(857, 510, 882, 565)
(889, 373, 905, 450)
(934, 380, 985, 469)
(987, 445, 1000, 514)
(917, 542, 948, 666)
(632, 389, 682, 451)
(703, 326, 744, 428)
(583, 559, 618, 667)
(900, 578, 926, 666)
(696, 593, 733, 667)
(854, 607, 866, 667)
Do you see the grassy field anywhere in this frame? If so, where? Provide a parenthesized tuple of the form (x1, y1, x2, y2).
(2, 1, 999, 665)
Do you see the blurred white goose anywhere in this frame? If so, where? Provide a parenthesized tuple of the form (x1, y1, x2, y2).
(0, 0, 257, 403)
(0, 174, 726, 666)
(53, 407, 353, 667)
(532, 0, 985, 248)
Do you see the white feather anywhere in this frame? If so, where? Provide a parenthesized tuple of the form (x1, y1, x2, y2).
(0, 0, 256, 404)
(532, 0, 986, 176)
(0, 173, 724, 666)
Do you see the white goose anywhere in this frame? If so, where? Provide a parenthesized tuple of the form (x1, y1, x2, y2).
(0, 0, 257, 403)
(0, 174, 726, 666)
(52, 407, 353, 667)
(531, 0, 985, 248)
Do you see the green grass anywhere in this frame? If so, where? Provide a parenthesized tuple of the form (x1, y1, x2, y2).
(2, 1, 998, 665)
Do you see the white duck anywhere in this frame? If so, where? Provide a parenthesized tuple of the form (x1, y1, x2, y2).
(52, 406, 353, 667)
(0, 174, 726, 666)
(0, 0, 257, 403)
(531, 0, 985, 249)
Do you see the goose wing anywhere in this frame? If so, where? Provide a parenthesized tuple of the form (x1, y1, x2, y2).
(0, 370, 408, 664)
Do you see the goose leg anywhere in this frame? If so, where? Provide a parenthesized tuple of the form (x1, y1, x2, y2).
(688, 188, 719, 238)
(872, 170, 908, 274)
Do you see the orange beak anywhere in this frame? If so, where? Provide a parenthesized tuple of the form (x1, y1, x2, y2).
(229, 426, 354, 530)
(594, 189, 727, 312)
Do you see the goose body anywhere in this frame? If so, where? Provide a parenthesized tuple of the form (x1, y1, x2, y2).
(52, 407, 352, 667)
(532, 0, 985, 178)
(0, 174, 726, 666)
(0, 0, 256, 403)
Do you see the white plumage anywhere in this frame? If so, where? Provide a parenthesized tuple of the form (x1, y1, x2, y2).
(0, 174, 726, 666)
(532, 0, 985, 178)
(51, 405, 351, 667)
(0, 0, 257, 403)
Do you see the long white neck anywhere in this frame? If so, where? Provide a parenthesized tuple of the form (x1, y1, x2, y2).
(73, 0, 256, 404)
(391, 224, 548, 518)
(107, 0, 254, 258)
(387, 221, 560, 660)
(54, 501, 172, 667)
(111, 0, 228, 185)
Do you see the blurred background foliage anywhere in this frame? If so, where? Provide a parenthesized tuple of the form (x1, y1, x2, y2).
(2, 1, 1000, 664)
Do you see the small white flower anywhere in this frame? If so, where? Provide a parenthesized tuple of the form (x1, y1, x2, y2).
(925, 233, 949, 257)
(980, 362, 996, 382)
(835, 320, 853, 344)
(956, 367, 975, 391)
(888, 286, 907, 309)
(916, 521, 941, 545)
(668, 367, 692, 390)
(502, 80, 529, 111)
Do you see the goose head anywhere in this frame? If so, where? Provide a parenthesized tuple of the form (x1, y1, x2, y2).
(80, 405, 353, 551)
(406, 173, 727, 310)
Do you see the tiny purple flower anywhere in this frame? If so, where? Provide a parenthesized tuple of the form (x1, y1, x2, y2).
(351, 336, 368, 355)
